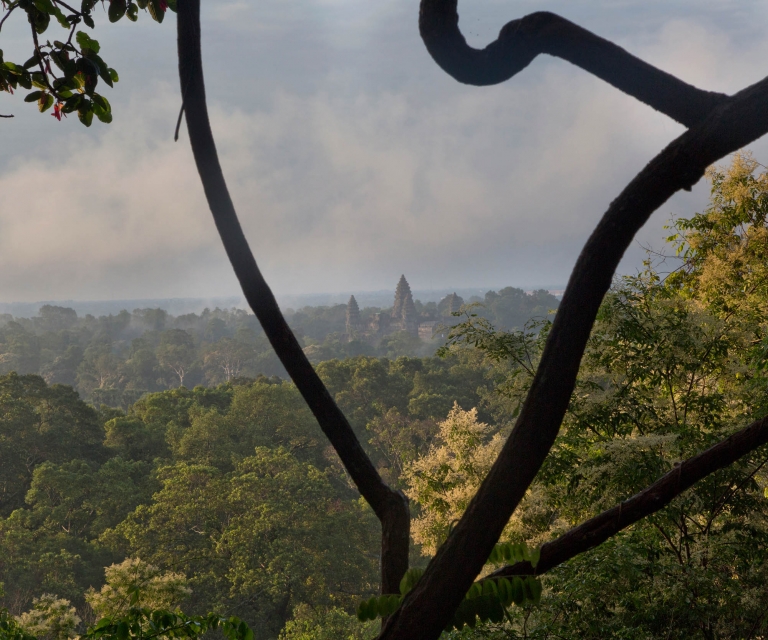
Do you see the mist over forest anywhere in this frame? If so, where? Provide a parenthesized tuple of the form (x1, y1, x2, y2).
(0, 285, 559, 408)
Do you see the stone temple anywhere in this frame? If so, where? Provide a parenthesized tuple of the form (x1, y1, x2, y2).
(345, 275, 451, 342)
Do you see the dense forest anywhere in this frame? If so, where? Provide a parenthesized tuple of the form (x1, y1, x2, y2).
(3, 156, 768, 639)
(0, 287, 558, 409)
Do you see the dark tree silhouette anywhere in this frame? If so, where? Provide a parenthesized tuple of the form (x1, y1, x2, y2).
(175, 2, 768, 638)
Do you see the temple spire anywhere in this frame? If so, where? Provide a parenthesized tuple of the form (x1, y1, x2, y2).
(346, 295, 361, 335)
(392, 275, 412, 319)
(402, 291, 418, 336)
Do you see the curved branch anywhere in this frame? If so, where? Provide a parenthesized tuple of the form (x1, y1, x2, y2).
(485, 415, 768, 581)
(176, 0, 409, 595)
(380, 75, 768, 639)
(418, 3, 728, 127)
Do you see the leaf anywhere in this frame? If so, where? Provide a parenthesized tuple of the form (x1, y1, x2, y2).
(38, 93, 54, 113)
(22, 54, 40, 70)
(30, 72, 47, 89)
(78, 106, 93, 127)
(527, 576, 542, 604)
(147, 0, 165, 23)
(62, 95, 82, 114)
(76, 31, 100, 54)
(108, 0, 127, 22)
(24, 90, 44, 102)
(511, 577, 525, 605)
(32, 9, 51, 34)
(399, 567, 423, 595)
(108, 68, 119, 83)
(116, 622, 129, 640)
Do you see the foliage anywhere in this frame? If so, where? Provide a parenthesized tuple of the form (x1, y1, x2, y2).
(86, 559, 190, 619)
(0, 296, 548, 408)
(84, 609, 253, 640)
(404, 404, 504, 555)
(0, 607, 37, 640)
(0, 0, 174, 124)
(15, 595, 79, 640)
(279, 605, 378, 640)
(356, 545, 541, 633)
(425, 154, 768, 638)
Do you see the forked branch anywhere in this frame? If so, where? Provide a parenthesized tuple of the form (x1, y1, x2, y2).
(175, 0, 768, 635)
(379, 4, 768, 637)
(175, 0, 409, 596)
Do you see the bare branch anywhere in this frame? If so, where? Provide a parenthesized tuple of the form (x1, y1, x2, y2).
(418, 3, 727, 127)
(176, 0, 409, 595)
(484, 415, 768, 581)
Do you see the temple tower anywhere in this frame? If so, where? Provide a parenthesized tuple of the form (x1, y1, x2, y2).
(346, 295, 361, 336)
(440, 292, 465, 316)
(402, 291, 419, 336)
(392, 275, 412, 320)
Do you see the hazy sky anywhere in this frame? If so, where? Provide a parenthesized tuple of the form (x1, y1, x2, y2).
(1, 0, 767, 302)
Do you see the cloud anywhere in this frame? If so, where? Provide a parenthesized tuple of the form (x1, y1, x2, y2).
(1, 2, 768, 302)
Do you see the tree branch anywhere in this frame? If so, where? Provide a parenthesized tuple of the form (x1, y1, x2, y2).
(418, 3, 728, 127)
(484, 415, 768, 580)
(176, 0, 409, 595)
(380, 65, 768, 640)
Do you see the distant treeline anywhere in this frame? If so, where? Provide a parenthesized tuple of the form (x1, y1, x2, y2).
(0, 287, 557, 407)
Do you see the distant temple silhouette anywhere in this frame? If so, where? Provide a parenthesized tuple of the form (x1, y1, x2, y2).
(345, 275, 464, 342)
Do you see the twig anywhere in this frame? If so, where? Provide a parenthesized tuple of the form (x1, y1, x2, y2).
(0, 4, 15, 32)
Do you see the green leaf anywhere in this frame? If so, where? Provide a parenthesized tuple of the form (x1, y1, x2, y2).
(497, 578, 513, 607)
(511, 577, 525, 605)
(34, 0, 56, 12)
(30, 72, 47, 89)
(22, 54, 40, 70)
(108, 0, 127, 22)
(92, 93, 110, 112)
(116, 622, 129, 640)
(527, 576, 542, 604)
(17, 73, 33, 90)
(126, 3, 138, 21)
(108, 68, 119, 83)
(32, 8, 51, 33)
(24, 90, 44, 102)
(76, 31, 100, 54)
(399, 567, 423, 595)
(78, 106, 93, 127)
(147, 0, 165, 23)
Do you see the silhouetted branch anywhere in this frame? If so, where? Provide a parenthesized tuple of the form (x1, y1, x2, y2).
(418, 3, 728, 127)
(176, 0, 408, 596)
(381, 16, 768, 634)
(484, 415, 768, 581)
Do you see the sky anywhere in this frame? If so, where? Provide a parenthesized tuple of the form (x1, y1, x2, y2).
(1, 0, 768, 303)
